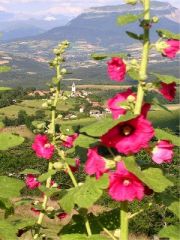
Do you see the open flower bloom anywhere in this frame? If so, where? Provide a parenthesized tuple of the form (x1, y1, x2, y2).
(32, 134, 54, 160)
(108, 161, 145, 202)
(25, 174, 40, 189)
(152, 140, 174, 164)
(159, 82, 176, 101)
(62, 133, 78, 148)
(107, 57, 126, 82)
(163, 39, 180, 59)
(101, 114, 154, 155)
(107, 88, 134, 119)
(84, 147, 107, 179)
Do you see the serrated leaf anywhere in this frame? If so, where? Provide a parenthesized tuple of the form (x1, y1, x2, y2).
(158, 224, 180, 240)
(117, 13, 143, 26)
(126, 31, 143, 40)
(0, 176, 25, 198)
(0, 66, 11, 73)
(152, 73, 180, 84)
(124, 156, 173, 192)
(0, 133, 24, 150)
(80, 112, 134, 137)
(61, 234, 108, 240)
(38, 170, 57, 182)
(155, 129, 180, 146)
(20, 169, 40, 175)
(168, 202, 180, 219)
(74, 134, 98, 148)
(75, 176, 109, 209)
(59, 188, 77, 213)
(157, 29, 180, 40)
(0, 220, 17, 240)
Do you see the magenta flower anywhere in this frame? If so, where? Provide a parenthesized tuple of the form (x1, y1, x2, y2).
(107, 88, 134, 119)
(108, 161, 145, 202)
(62, 133, 78, 148)
(107, 57, 126, 82)
(163, 39, 180, 59)
(31, 207, 40, 215)
(32, 134, 54, 160)
(25, 174, 40, 189)
(101, 114, 154, 155)
(57, 212, 68, 220)
(152, 140, 174, 164)
(159, 82, 176, 101)
(84, 147, 107, 179)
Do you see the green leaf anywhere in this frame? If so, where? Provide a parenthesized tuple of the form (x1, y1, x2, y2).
(75, 175, 109, 209)
(74, 134, 98, 148)
(124, 156, 173, 192)
(38, 170, 57, 182)
(59, 189, 77, 213)
(126, 31, 143, 40)
(20, 169, 40, 175)
(0, 66, 11, 73)
(0, 87, 12, 91)
(61, 234, 108, 240)
(117, 13, 143, 26)
(0, 197, 13, 211)
(80, 112, 134, 137)
(0, 133, 24, 150)
(155, 129, 180, 146)
(32, 121, 46, 129)
(91, 52, 127, 61)
(157, 29, 180, 40)
(168, 201, 180, 219)
(0, 176, 25, 198)
(152, 73, 180, 84)
(0, 220, 17, 240)
(61, 125, 75, 135)
(158, 224, 180, 240)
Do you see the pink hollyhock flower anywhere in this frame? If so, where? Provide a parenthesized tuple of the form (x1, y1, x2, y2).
(107, 57, 126, 82)
(108, 161, 145, 202)
(62, 133, 78, 148)
(163, 39, 180, 59)
(107, 88, 134, 119)
(85, 147, 107, 179)
(152, 140, 174, 164)
(101, 114, 154, 155)
(25, 174, 40, 189)
(57, 212, 68, 220)
(32, 134, 54, 160)
(159, 82, 176, 101)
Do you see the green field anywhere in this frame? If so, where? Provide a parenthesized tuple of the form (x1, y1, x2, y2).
(0, 99, 74, 118)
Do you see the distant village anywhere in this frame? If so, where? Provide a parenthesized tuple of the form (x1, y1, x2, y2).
(27, 82, 111, 119)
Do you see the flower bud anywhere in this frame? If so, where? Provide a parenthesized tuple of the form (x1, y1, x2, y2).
(155, 41, 169, 52)
(53, 162, 64, 170)
(61, 68, 67, 74)
(152, 16, 159, 23)
(127, 95, 136, 102)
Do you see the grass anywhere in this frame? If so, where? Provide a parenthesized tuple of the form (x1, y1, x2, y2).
(0, 125, 34, 139)
(0, 99, 73, 118)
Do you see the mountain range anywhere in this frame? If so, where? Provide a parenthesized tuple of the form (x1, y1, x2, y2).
(0, 1, 179, 88)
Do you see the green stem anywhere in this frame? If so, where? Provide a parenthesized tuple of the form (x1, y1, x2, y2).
(97, 220, 117, 240)
(85, 216, 92, 237)
(134, 0, 150, 115)
(33, 66, 61, 239)
(120, 202, 128, 240)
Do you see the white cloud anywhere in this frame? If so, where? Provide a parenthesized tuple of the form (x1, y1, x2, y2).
(44, 16, 56, 21)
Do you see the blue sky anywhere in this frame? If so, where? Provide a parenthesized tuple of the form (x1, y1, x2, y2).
(0, 0, 179, 19)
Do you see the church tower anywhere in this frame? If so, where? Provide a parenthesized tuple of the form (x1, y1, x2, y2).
(71, 82, 76, 96)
